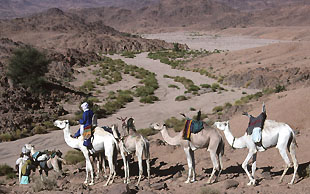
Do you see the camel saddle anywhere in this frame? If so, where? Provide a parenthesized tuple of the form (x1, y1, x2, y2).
(246, 112, 267, 135)
(182, 119, 204, 140)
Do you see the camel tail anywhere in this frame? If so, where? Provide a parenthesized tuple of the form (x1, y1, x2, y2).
(287, 130, 298, 152)
(142, 137, 150, 159)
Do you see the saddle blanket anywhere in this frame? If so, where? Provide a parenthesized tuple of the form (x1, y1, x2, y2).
(182, 119, 204, 140)
(246, 112, 267, 135)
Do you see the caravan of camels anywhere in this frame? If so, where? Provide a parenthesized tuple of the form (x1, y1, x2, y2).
(17, 103, 298, 188)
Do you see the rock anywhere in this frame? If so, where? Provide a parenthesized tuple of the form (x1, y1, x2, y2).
(261, 171, 272, 180)
(224, 179, 239, 189)
(106, 183, 130, 194)
(151, 182, 167, 190)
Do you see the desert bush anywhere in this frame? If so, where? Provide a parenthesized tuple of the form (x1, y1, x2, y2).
(190, 107, 196, 111)
(138, 128, 158, 137)
(164, 117, 186, 132)
(200, 83, 211, 88)
(121, 51, 136, 58)
(275, 85, 286, 93)
(168, 84, 180, 89)
(175, 95, 188, 101)
(139, 95, 159, 103)
(299, 164, 310, 178)
(64, 150, 85, 165)
(32, 176, 57, 192)
(213, 106, 223, 113)
(80, 80, 95, 92)
(0, 164, 15, 178)
(224, 102, 232, 108)
(6, 46, 49, 93)
(211, 83, 220, 92)
(33, 125, 47, 134)
(0, 133, 13, 142)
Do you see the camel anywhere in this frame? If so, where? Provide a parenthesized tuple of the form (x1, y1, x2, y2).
(19, 144, 66, 182)
(213, 120, 298, 185)
(53, 120, 120, 186)
(150, 122, 224, 184)
(114, 117, 150, 186)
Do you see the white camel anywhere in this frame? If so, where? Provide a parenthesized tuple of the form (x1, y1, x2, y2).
(115, 117, 150, 186)
(150, 122, 224, 184)
(214, 120, 298, 185)
(54, 120, 120, 186)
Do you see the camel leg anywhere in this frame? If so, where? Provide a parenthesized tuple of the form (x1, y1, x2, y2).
(218, 152, 223, 177)
(125, 154, 131, 184)
(288, 141, 298, 184)
(136, 148, 144, 186)
(184, 147, 195, 183)
(82, 150, 94, 185)
(242, 149, 256, 186)
(18, 163, 22, 184)
(119, 145, 129, 184)
(104, 146, 116, 186)
(146, 157, 150, 184)
(251, 153, 257, 178)
(207, 150, 219, 184)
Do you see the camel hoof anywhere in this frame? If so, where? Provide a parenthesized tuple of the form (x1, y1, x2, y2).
(190, 179, 196, 183)
(247, 179, 256, 186)
(185, 180, 190, 184)
(84, 180, 88, 184)
(89, 182, 94, 186)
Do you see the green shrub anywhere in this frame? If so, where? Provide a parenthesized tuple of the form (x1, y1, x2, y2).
(140, 95, 159, 103)
(80, 80, 95, 92)
(0, 164, 14, 176)
(64, 150, 85, 165)
(6, 46, 49, 93)
(168, 84, 180, 89)
(32, 176, 57, 192)
(275, 85, 286, 93)
(138, 128, 158, 136)
(164, 117, 186, 132)
(175, 95, 188, 101)
(33, 125, 47, 134)
(200, 83, 211, 88)
(213, 106, 223, 113)
(0, 133, 13, 142)
(224, 102, 232, 108)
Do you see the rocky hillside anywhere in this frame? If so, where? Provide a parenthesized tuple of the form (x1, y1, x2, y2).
(0, 0, 159, 19)
(0, 8, 175, 54)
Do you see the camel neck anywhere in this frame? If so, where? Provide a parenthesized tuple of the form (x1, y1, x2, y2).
(160, 126, 181, 146)
(222, 127, 246, 149)
(63, 124, 80, 149)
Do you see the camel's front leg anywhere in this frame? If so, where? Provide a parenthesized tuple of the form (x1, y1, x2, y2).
(83, 152, 94, 185)
(184, 147, 196, 183)
(242, 150, 256, 186)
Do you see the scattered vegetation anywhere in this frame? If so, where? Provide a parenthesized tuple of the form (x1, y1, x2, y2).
(64, 150, 85, 165)
(164, 75, 200, 94)
(32, 176, 57, 192)
(164, 117, 186, 132)
(175, 95, 188, 101)
(6, 46, 50, 93)
(0, 164, 15, 179)
(168, 84, 180, 89)
(121, 51, 141, 58)
(138, 128, 158, 137)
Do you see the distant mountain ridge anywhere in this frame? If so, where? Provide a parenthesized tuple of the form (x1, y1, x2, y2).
(0, 0, 159, 19)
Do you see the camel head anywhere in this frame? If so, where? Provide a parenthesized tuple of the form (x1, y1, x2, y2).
(54, 120, 69, 129)
(213, 121, 229, 131)
(24, 144, 34, 152)
(150, 123, 164, 131)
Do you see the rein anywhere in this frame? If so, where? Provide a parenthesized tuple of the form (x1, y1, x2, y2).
(231, 137, 236, 149)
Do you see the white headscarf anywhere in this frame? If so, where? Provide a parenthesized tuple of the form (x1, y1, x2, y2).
(81, 102, 89, 112)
